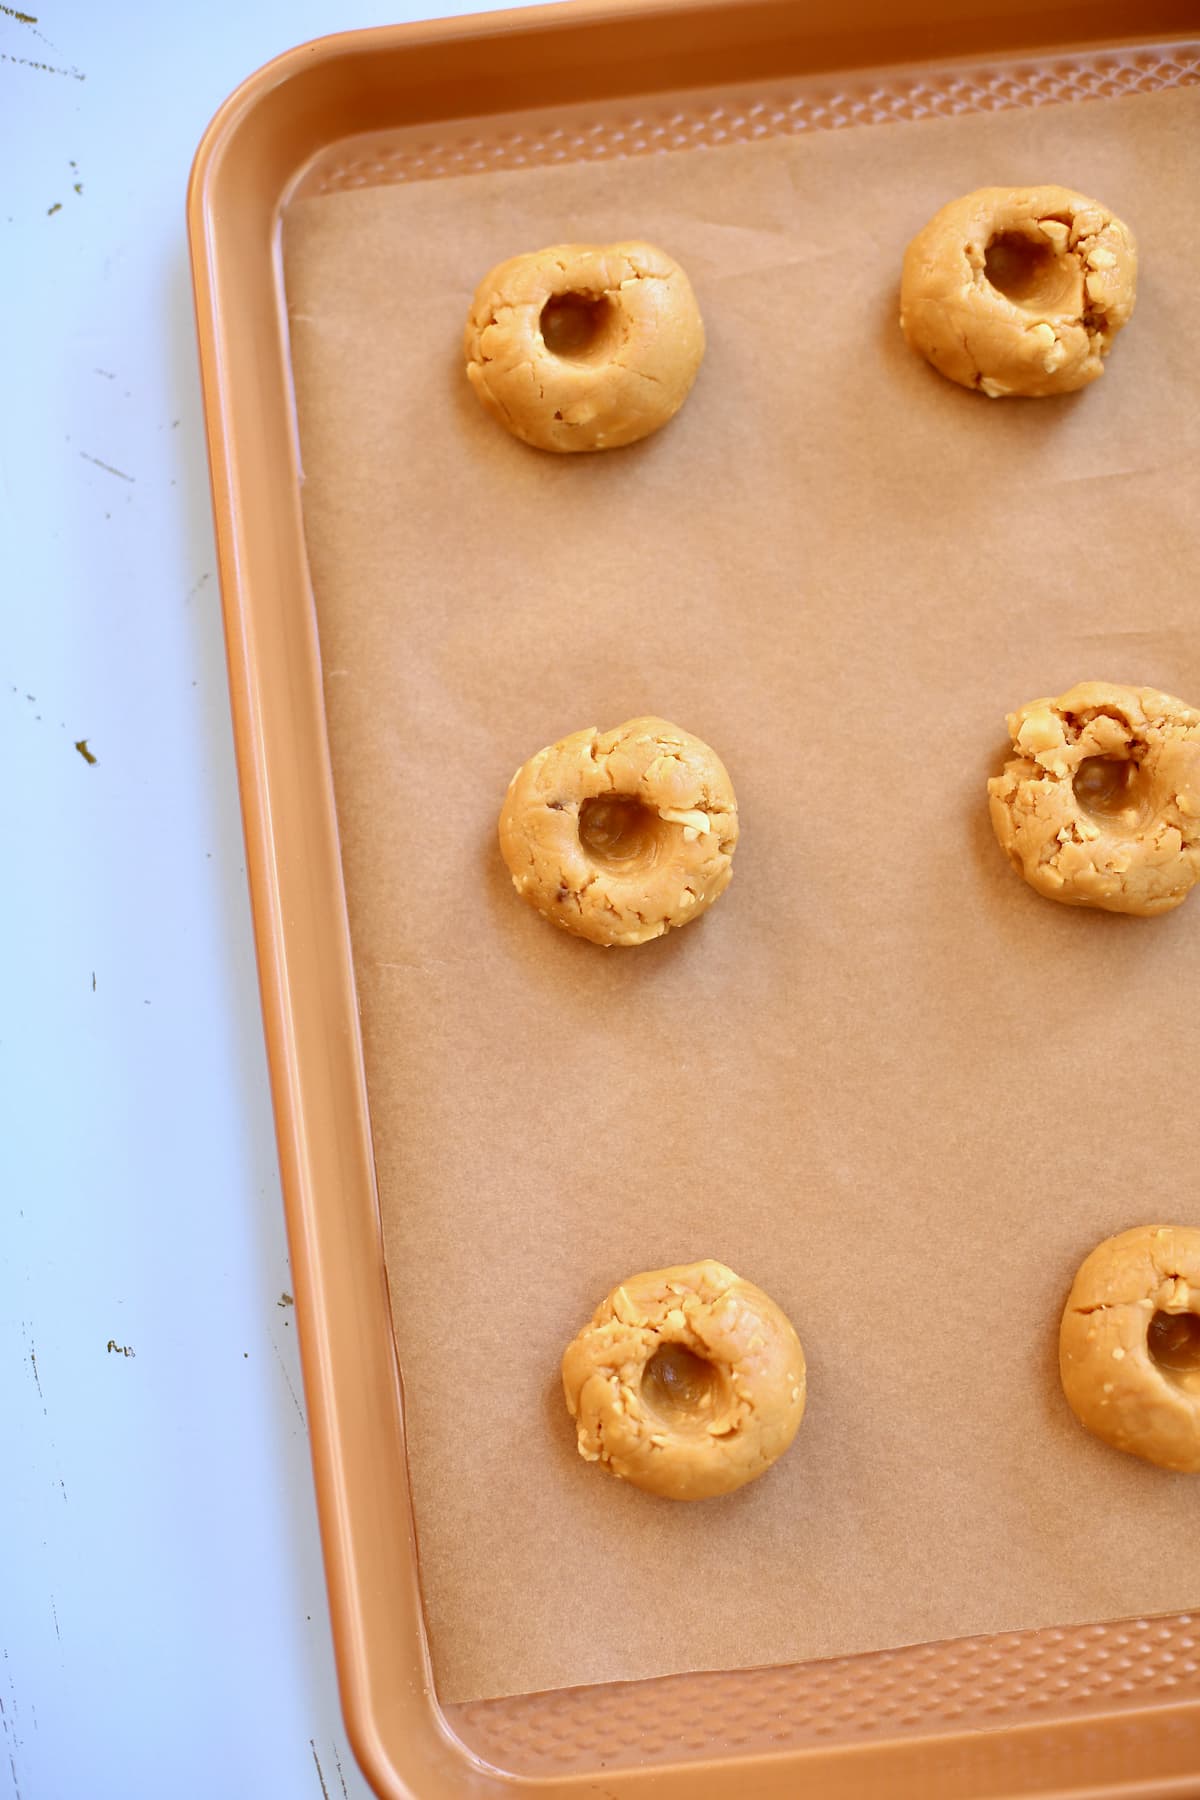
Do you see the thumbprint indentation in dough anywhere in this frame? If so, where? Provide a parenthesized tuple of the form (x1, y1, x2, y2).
(984, 229, 1082, 313)
(1148, 1312, 1200, 1394)
(641, 1344, 726, 1431)
(539, 292, 618, 361)
(1073, 754, 1152, 828)
(577, 794, 661, 869)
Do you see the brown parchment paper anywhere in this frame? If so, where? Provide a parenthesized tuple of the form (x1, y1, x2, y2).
(282, 83, 1200, 1705)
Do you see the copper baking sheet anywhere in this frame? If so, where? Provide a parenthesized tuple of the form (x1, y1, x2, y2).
(190, 5, 1200, 1793)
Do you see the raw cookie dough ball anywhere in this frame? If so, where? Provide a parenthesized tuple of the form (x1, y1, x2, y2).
(987, 682, 1200, 915)
(463, 241, 705, 452)
(498, 715, 738, 947)
(1060, 1226, 1200, 1472)
(900, 185, 1136, 397)
(562, 1260, 806, 1500)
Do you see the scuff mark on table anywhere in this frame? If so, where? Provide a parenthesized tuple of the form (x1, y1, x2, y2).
(20, 1326, 45, 1414)
(271, 1335, 306, 1428)
(79, 451, 133, 482)
(105, 1340, 135, 1358)
(0, 52, 82, 79)
(0, 1669, 21, 1798)
(0, 6, 85, 83)
(310, 1741, 331, 1800)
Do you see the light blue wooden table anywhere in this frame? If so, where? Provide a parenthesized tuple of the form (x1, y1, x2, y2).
(1, 5, 545, 1794)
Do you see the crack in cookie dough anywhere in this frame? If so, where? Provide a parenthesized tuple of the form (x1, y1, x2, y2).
(561, 1260, 806, 1500)
(498, 715, 738, 947)
(987, 681, 1200, 915)
(1060, 1226, 1200, 1471)
(900, 186, 1136, 398)
(463, 241, 705, 452)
